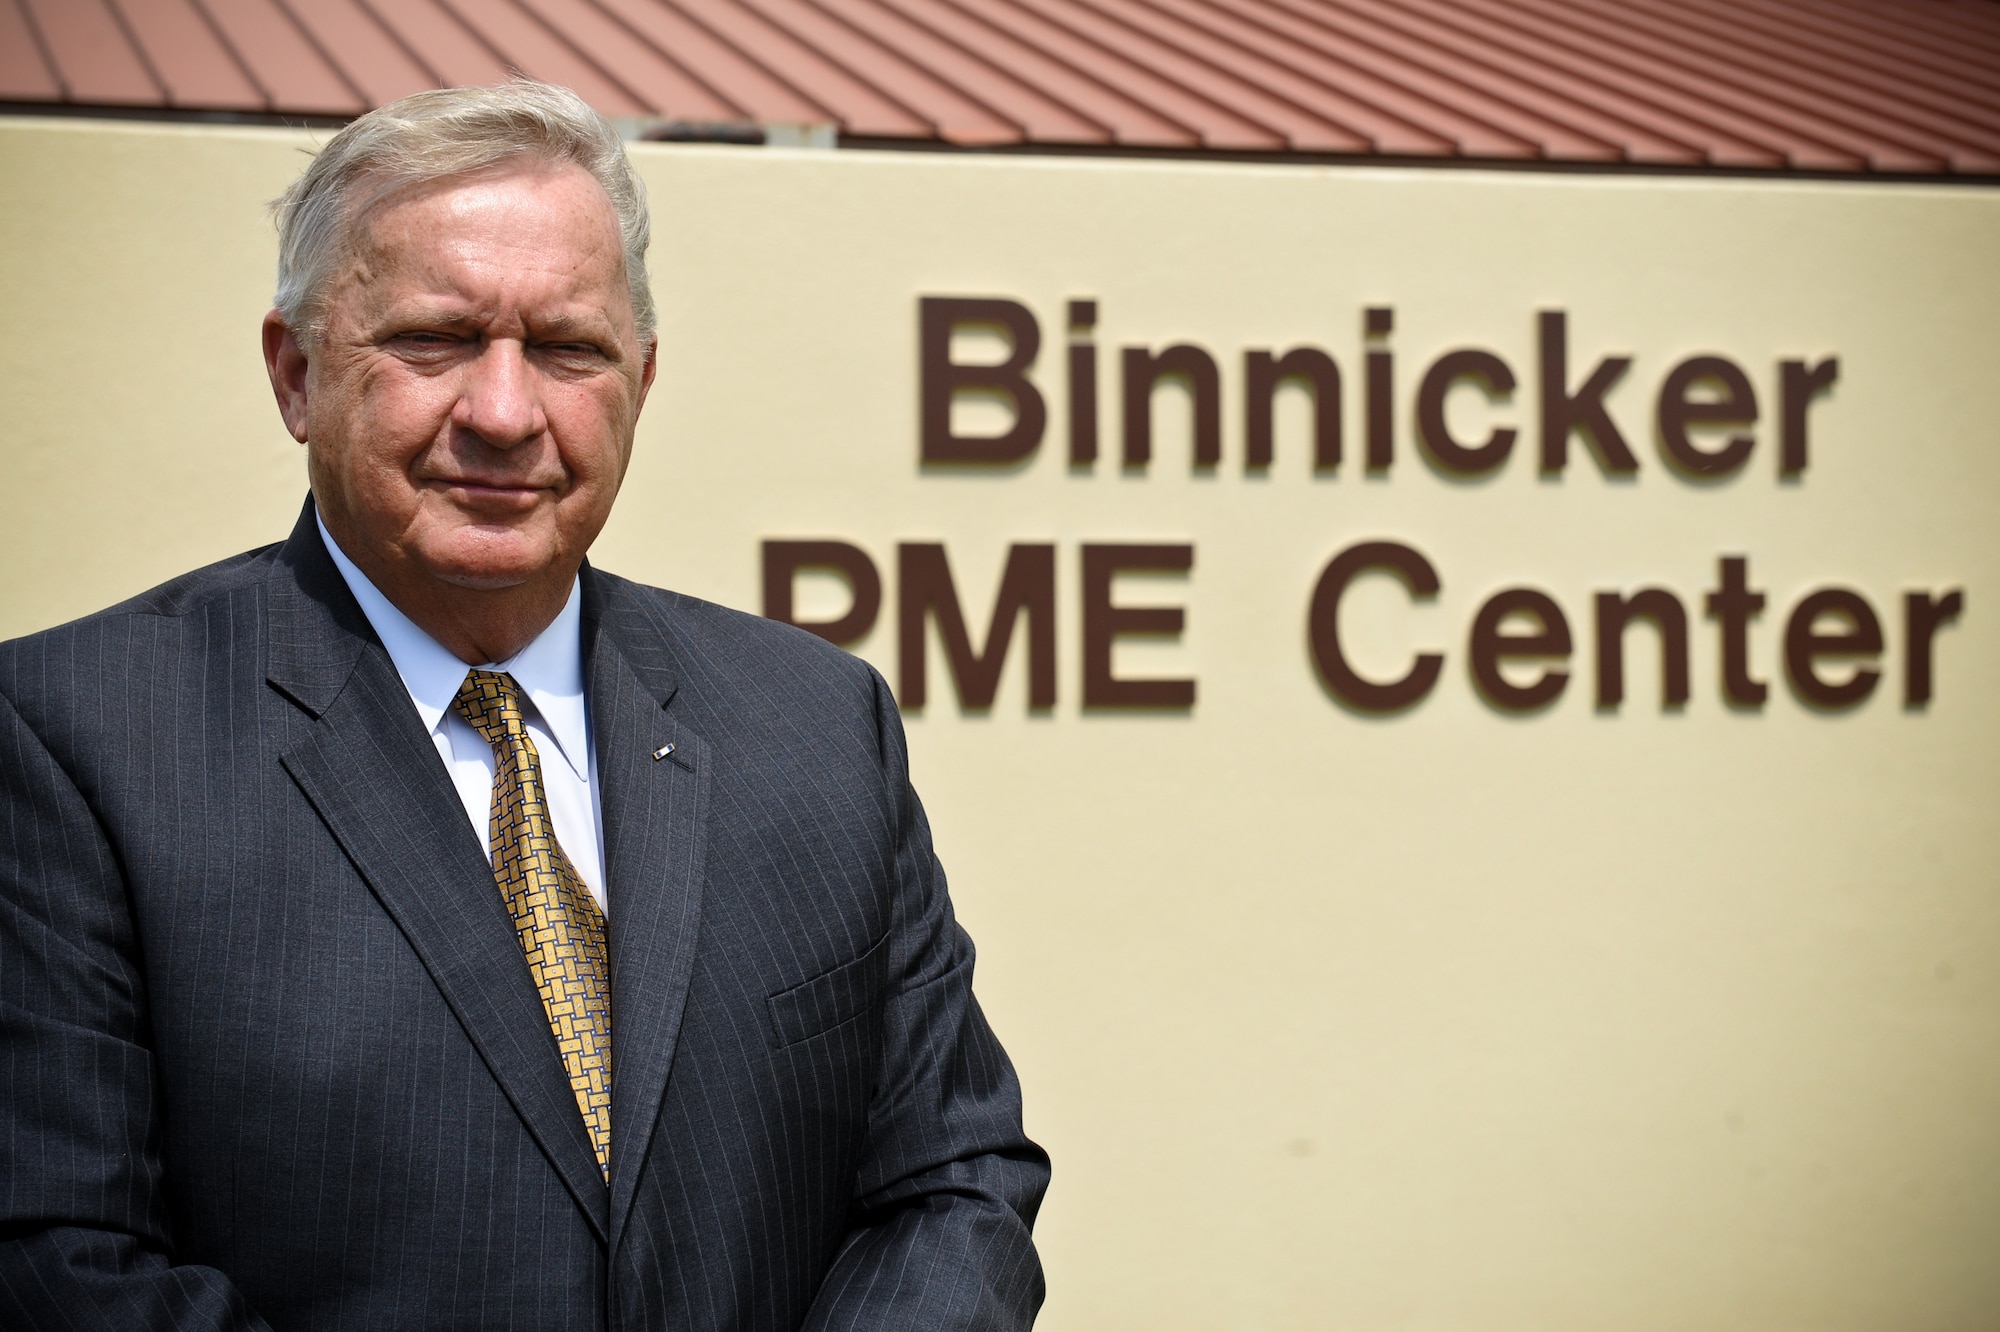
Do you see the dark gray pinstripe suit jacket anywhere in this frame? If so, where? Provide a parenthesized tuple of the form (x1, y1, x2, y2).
(0, 502, 1048, 1330)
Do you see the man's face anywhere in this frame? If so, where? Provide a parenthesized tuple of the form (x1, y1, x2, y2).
(270, 161, 655, 598)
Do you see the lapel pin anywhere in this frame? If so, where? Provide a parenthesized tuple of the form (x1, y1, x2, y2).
(652, 742, 676, 761)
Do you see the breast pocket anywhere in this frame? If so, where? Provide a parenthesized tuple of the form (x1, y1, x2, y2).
(765, 934, 888, 1050)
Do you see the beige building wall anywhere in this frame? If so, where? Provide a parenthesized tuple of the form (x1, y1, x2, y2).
(4, 116, 1998, 1330)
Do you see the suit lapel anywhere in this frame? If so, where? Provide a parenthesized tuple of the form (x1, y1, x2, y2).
(265, 507, 610, 1242)
(582, 570, 711, 1252)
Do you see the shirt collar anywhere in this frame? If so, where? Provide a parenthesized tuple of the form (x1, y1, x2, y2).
(316, 512, 591, 783)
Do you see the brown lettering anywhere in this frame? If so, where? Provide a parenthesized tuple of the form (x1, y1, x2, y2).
(1904, 589, 1963, 707)
(1785, 588, 1883, 709)
(1705, 555, 1768, 708)
(1594, 588, 1690, 708)
(1068, 299, 1098, 465)
(1658, 355, 1757, 477)
(897, 543, 1057, 709)
(1470, 588, 1571, 710)
(1416, 348, 1517, 475)
(1122, 345, 1221, 468)
(762, 540, 882, 647)
(1081, 544, 1196, 708)
(1779, 357, 1838, 475)
(919, 296, 1045, 465)
(1307, 541, 1444, 712)
(1245, 347, 1341, 470)
(1538, 310, 1637, 475)
(1365, 306, 1393, 470)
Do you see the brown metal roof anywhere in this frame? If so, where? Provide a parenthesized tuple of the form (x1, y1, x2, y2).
(4, 0, 1998, 175)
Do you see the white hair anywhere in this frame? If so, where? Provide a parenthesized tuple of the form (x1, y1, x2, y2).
(270, 80, 654, 343)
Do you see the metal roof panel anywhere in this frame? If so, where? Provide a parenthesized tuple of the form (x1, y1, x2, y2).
(6, 0, 1996, 176)
(431, 0, 646, 117)
(1235, 0, 1572, 157)
(885, 0, 1174, 143)
(998, 0, 1289, 149)
(737, 0, 1020, 142)
(514, 0, 736, 120)
(0, 0, 61, 101)
(1682, 0, 2000, 132)
(1448, 0, 1869, 169)
(355, 0, 511, 89)
(671, 0, 929, 136)
(584, 0, 826, 125)
(200, 0, 365, 114)
(933, 0, 1210, 146)
(278, 0, 448, 108)
(1326, 0, 1708, 164)
(108, 0, 265, 110)
(817, 0, 1107, 142)
(1116, 0, 1431, 153)
(1509, 0, 1949, 171)
(23, 0, 160, 104)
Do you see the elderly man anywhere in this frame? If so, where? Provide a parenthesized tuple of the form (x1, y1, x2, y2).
(0, 82, 1046, 1330)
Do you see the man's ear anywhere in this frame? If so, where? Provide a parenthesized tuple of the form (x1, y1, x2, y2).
(263, 310, 311, 443)
(635, 335, 659, 411)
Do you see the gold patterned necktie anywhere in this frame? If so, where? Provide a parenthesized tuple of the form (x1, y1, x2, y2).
(452, 669, 613, 1179)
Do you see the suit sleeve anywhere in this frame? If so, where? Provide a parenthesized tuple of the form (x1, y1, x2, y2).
(0, 686, 270, 1331)
(801, 667, 1052, 1332)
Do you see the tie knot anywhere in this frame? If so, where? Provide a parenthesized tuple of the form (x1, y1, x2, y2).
(452, 669, 527, 747)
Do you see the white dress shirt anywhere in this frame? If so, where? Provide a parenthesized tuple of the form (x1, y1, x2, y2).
(318, 515, 608, 914)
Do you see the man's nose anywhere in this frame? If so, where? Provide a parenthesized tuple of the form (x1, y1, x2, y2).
(453, 340, 546, 449)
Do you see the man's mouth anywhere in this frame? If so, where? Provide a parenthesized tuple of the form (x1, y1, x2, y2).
(430, 478, 550, 512)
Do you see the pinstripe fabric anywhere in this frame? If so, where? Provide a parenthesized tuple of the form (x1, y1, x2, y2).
(0, 500, 1048, 1331)
(454, 670, 614, 1177)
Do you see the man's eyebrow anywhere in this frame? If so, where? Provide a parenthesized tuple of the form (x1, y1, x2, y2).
(385, 308, 479, 331)
(379, 309, 618, 343)
(530, 313, 617, 340)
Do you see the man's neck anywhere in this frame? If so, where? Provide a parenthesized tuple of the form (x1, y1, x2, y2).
(316, 514, 575, 666)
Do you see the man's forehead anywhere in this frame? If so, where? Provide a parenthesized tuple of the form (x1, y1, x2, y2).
(326, 163, 629, 318)
(350, 161, 621, 258)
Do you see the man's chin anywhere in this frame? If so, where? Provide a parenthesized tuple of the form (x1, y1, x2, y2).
(418, 547, 550, 593)
(433, 568, 537, 592)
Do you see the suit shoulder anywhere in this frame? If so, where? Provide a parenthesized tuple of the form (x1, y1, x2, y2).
(588, 569, 911, 793)
(0, 543, 283, 669)
(587, 569, 883, 697)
